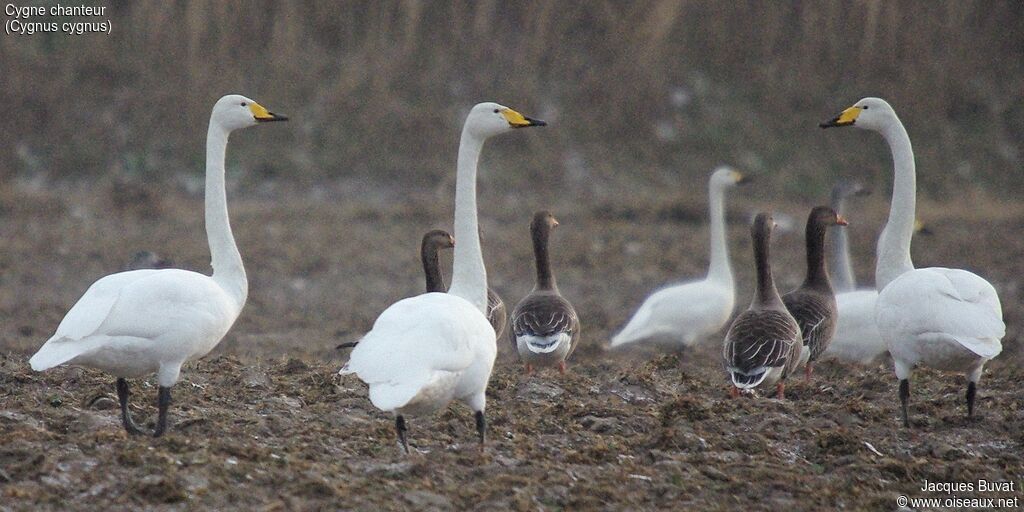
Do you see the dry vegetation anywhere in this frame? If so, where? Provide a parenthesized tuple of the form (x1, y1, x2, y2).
(2, 1, 1022, 198)
(1, 1, 1023, 510)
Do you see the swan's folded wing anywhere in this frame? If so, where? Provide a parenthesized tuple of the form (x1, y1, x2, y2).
(877, 268, 1004, 359)
(47, 270, 162, 343)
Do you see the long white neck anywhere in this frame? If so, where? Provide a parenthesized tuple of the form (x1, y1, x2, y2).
(446, 128, 488, 312)
(828, 195, 856, 293)
(706, 182, 733, 286)
(875, 115, 916, 290)
(206, 123, 248, 307)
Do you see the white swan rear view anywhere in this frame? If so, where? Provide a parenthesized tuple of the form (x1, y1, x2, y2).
(341, 102, 545, 453)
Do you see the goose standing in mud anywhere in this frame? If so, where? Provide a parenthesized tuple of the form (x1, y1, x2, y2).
(29, 95, 287, 436)
(782, 206, 848, 381)
(341, 103, 545, 453)
(510, 211, 579, 374)
(610, 167, 747, 350)
(723, 213, 801, 398)
(822, 97, 1004, 426)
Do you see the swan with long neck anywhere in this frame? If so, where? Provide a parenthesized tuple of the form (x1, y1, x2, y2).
(723, 213, 801, 398)
(610, 167, 746, 349)
(29, 94, 287, 437)
(341, 102, 545, 453)
(821, 97, 1004, 426)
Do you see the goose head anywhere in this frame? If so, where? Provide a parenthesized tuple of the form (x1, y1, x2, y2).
(423, 229, 456, 250)
(464, 102, 546, 139)
(710, 166, 749, 189)
(809, 205, 849, 229)
(819, 97, 895, 131)
(751, 212, 776, 244)
(531, 210, 559, 234)
(212, 94, 288, 131)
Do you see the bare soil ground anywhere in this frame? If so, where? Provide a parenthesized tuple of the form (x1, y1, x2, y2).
(1, 183, 1022, 510)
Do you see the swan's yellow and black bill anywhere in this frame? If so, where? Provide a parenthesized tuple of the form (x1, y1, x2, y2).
(732, 170, 752, 184)
(249, 102, 288, 122)
(501, 108, 546, 128)
(820, 106, 861, 128)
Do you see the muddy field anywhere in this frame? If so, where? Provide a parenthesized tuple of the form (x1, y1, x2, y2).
(1, 183, 1022, 510)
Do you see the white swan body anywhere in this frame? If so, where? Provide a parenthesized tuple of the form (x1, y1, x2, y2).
(341, 102, 545, 451)
(348, 292, 496, 415)
(611, 167, 745, 348)
(30, 95, 284, 387)
(822, 97, 1004, 424)
(828, 290, 883, 364)
(30, 269, 240, 385)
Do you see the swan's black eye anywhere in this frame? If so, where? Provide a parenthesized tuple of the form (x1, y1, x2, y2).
(241, 102, 247, 107)
(862, 105, 868, 109)
(493, 109, 499, 114)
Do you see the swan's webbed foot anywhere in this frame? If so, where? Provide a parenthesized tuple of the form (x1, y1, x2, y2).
(474, 410, 486, 451)
(116, 378, 146, 436)
(396, 415, 409, 455)
(153, 386, 171, 438)
(899, 378, 910, 428)
(966, 381, 977, 419)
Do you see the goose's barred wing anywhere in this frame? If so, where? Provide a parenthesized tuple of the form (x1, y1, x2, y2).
(723, 310, 801, 373)
(487, 288, 507, 338)
(782, 290, 838, 361)
(509, 293, 580, 351)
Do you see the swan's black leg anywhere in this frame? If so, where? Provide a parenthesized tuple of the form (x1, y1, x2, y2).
(153, 386, 171, 437)
(116, 378, 145, 435)
(966, 381, 977, 418)
(396, 415, 409, 454)
(475, 410, 486, 449)
(899, 379, 910, 428)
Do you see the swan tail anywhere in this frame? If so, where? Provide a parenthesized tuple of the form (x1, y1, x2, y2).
(29, 336, 101, 371)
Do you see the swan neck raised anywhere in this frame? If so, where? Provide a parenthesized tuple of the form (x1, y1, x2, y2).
(205, 123, 247, 307)
(706, 181, 733, 286)
(828, 194, 856, 293)
(422, 241, 446, 293)
(752, 227, 782, 309)
(446, 128, 488, 312)
(875, 116, 916, 290)
(532, 222, 556, 291)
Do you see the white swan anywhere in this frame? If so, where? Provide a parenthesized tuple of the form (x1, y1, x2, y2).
(29, 94, 287, 436)
(822, 98, 1005, 426)
(610, 167, 746, 349)
(823, 180, 887, 365)
(341, 103, 545, 453)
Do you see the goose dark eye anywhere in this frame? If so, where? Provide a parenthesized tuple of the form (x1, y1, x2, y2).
(493, 109, 499, 114)
(241, 102, 247, 107)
